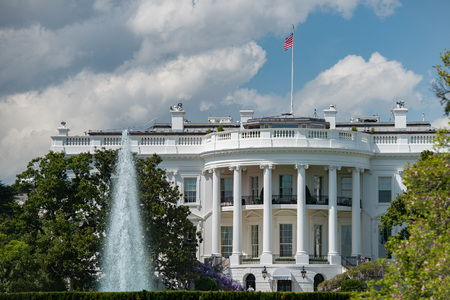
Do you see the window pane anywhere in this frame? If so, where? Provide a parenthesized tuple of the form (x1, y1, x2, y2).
(184, 178, 197, 203)
(251, 225, 259, 257)
(341, 177, 352, 198)
(280, 224, 292, 257)
(280, 175, 293, 196)
(378, 177, 391, 202)
(221, 226, 233, 258)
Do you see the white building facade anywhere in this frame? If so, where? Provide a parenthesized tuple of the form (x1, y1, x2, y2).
(51, 102, 437, 292)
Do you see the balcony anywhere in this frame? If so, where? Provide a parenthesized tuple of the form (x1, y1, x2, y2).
(221, 195, 354, 207)
(52, 127, 435, 158)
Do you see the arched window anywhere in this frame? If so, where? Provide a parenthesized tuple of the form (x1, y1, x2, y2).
(314, 274, 325, 291)
(245, 274, 256, 291)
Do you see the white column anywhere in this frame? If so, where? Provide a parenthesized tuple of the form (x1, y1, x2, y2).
(230, 166, 242, 265)
(352, 168, 362, 256)
(211, 168, 221, 256)
(295, 164, 309, 264)
(327, 165, 340, 265)
(260, 164, 273, 265)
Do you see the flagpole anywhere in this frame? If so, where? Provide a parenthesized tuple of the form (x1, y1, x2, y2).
(290, 24, 294, 115)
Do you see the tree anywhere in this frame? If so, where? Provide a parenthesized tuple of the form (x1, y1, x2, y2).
(2, 150, 201, 291)
(359, 151, 450, 299)
(432, 49, 450, 115)
(137, 154, 201, 290)
(5, 150, 117, 291)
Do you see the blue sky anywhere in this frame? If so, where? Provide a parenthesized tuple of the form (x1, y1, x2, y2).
(0, 0, 449, 184)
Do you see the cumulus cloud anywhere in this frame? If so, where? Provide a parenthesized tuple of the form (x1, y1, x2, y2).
(0, 0, 404, 184)
(294, 52, 423, 120)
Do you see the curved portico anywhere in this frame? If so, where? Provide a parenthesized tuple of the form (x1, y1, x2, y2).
(204, 146, 371, 266)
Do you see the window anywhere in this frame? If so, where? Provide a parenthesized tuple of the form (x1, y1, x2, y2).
(279, 175, 293, 197)
(341, 225, 352, 258)
(313, 176, 322, 199)
(251, 225, 259, 257)
(378, 226, 391, 258)
(183, 178, 197, 203)
(221, 178, 233, 203)
(314, 224, 322, 257)
(251, 176, 259, 197)
(221, 226, 232, 258)
(378, 177, 392, 203)
(280, 224, 292, 257)
(341, 177, 352, 199)
(277, 280, 292, 292)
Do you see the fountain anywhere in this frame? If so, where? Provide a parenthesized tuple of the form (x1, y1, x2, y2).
(99, 129, 153, 292)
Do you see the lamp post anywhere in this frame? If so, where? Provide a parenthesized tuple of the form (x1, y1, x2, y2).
(262, 266, 268, 279)
(301, 266, 307, 279)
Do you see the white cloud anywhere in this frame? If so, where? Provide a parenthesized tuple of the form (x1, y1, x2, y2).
(0, 0, 405, 184)
(294, 52, 423, 120)
(432, 117, 450, 129)
(364, 0, 402, 17)
(224, 89, 286, 114)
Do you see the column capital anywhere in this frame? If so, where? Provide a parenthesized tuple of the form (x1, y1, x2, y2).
(294, 164, 309, 170)
(348, 167, 364, 173)
(260, 164, 274, 170)
(324, 165, 341, 171)
(229, 165, 242, 171)
(166, 170, 178, 176)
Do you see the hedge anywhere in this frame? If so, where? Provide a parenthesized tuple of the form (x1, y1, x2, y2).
(0, 291, 351, 300)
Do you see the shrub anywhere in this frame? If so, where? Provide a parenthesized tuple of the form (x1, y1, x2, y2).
(340, 279, 362, 292)
(195, 277, 218, 291)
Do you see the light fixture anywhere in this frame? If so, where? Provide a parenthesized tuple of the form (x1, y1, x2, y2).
(301, 266, 307, 279)
(262, 266, 268, 279)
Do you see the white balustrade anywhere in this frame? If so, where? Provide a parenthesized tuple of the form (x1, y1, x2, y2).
(53, 129, 436, 155)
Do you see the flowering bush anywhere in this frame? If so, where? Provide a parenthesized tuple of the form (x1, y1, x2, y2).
(318, 261, 385, 292)
(193, 259, 244, 291)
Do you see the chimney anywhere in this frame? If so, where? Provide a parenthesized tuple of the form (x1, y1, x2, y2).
(239, 110, 254, 129)
(58, 121, 70, 136)
(323, 105, 337, 129)
(392, 101, 408, 129)
(170, 103, 185, 132)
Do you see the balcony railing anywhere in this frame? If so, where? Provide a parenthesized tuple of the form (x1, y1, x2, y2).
(223, 195, 354, 207)
(273, 254, 296, 264)
(53, 128, 437, 156)
(241, 255, 260, 265)
(272, 195, 297, 204)
(309, 255, 329, 264)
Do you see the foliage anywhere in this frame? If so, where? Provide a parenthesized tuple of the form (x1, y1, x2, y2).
(195, 276, 219, 291)
(318, 261, 385, 292)
(193, 259, 244, 291)
(1, 150, 201, 292)
(5, 150, 117, 291)
(360, 152, 450, 299)
(217, 125, 224, 132)
(432, 49, 450, 115)
(137, 154, 201, 290)
(340, 279, 362, 292)
(0, 181, 18, 216)
(0, 291, 352, 300)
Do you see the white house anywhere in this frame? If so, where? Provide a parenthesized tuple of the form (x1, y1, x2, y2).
(50, 101, 437, 292)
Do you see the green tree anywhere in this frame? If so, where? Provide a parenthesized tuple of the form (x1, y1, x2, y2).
(359, 152, 450, 299)
(137, 154, 201, 290)
(432, 49, 450, 115)
(9, 150, 117, 291)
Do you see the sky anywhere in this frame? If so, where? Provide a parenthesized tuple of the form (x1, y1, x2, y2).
(1, 0, 449, 185)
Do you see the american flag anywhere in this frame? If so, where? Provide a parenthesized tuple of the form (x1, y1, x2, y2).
(284, 33, 293, 50)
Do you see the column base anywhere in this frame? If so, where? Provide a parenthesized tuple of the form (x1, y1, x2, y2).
(295, 252, 309, 265)
(229, 254, 242, 266)
(328, 253, 341, 265)
(260, 253, 273, 265)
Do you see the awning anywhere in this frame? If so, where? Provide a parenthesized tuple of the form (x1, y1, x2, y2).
(272, 268, 292, 280)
